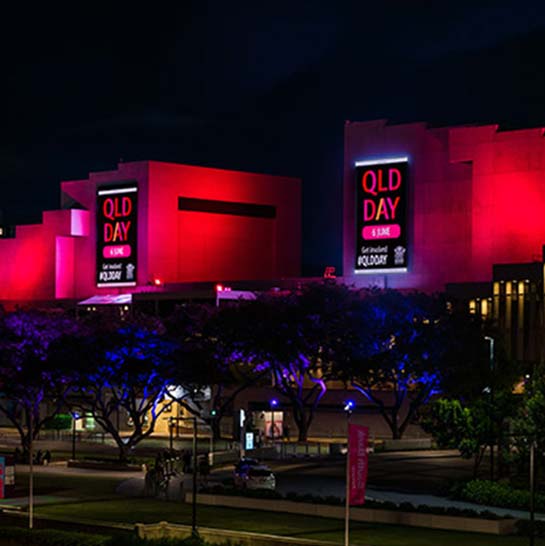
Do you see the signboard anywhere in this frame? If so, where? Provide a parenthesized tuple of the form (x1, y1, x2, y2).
(245, 432, 254, 451)
(348, 424, 368, 505)
(0, 456, 5, 499)
(355, 158, 408, 272)
(96, 184, 138, 287)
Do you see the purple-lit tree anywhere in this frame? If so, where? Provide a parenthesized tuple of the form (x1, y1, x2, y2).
(0, 310, 80, 455)
(230, 284, 355, 441)
(167, 303, 271, 440)
(341, 290, 448, 440)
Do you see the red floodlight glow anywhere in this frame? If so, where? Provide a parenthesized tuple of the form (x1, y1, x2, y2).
(216, 284, 223, 292)
(153, 277, 163, 287)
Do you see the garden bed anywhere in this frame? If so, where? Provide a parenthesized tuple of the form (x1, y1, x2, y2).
(188, 492, 518, 535)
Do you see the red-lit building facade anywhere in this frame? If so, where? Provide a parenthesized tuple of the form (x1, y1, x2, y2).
(344, 119, 545, 365)
(0, 161, 301, 306)
(344, 119, 545, 292)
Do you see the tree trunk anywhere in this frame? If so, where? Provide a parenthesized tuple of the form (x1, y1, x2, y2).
(386, 408, 401, 440)
(116, 440, 130, 463)
(296, 419, 309, 442)
(293, 407, 310, 442)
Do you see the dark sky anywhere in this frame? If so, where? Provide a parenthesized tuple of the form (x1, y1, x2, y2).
(3, 2, 545, 275)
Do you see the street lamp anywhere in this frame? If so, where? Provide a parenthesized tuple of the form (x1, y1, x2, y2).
(270, 399, 278, 442)
(71, 412, 80, 460)
(484, 335, 495, 480)
(343, 400, 355, 546)
(167, 416, 198, 536)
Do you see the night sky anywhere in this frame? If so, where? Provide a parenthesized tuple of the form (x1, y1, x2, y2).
(4, 2, 545, 275)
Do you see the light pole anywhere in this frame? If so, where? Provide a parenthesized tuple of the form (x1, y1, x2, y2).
(71, 412, 80, 460)
(168, 417, 174, 451)
(484, 335, 495, 480)
(270, 399, 278, 442)
(343, 400, 355, 546)
(529, 438, 536, 546)
(29, 418, 33, 530)
(167, 416, 198, 536)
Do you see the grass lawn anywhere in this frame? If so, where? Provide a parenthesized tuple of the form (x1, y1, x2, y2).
(36, 498, 545, 545)
(14, 472, 123, 498)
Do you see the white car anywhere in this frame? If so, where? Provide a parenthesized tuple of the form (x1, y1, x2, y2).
(234, 464, 276, 490)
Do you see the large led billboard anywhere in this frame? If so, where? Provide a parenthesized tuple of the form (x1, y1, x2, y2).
(96, 184, 138, 287)
(355, 158, 408, 273)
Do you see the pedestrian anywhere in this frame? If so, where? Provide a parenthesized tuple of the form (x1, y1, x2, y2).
(42, 450, 51, 465)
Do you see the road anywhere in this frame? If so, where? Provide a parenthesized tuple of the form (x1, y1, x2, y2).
(214, 450, 476, 496)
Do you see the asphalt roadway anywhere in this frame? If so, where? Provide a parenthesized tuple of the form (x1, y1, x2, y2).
(218, 450, 478, 497)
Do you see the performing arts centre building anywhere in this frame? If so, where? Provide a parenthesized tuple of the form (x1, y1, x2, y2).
(1, 119, 545, 437)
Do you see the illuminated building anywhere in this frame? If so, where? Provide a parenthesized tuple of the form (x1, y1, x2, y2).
(344, 119, 545, 291)
(0, 161, 301, 307)
(344, 119, 545, 364)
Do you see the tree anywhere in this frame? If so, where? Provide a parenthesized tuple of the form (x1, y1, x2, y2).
(436, 313, 521, 479)
(0, 310, 79, 455)
(341, 290, 448, 439)
(511, 368, 545, 474)
(422, 398, 491, 477)
(63, 315, 180, 461)
(166, 303, 269, 440)
(223, 284, 355, 441)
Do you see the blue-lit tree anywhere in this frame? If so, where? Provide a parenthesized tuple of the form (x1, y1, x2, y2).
(0, 310, 80, 455)
(342, 290, 448, 440)
(65, 316, 180, 461)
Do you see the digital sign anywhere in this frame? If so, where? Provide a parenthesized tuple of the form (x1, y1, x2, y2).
(96, 184, 138, 287)
(355, 158, 408, 273)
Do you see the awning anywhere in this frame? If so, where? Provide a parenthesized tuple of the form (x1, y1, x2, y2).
(77, 294, 133, 306)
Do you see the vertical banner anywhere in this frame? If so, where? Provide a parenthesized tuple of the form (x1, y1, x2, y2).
(0, 456, 5, 499)
(348, 424, 369, 505)
(96, 184, 138, 287)
(355, 158, 409, 272)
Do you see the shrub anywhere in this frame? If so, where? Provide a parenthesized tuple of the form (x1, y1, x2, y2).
(458, 480, 545, 512)
(199, 485, 505, 520)
(43, 414, 72, 431)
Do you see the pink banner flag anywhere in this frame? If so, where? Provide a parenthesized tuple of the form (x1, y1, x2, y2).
(348, 424, 369, 505)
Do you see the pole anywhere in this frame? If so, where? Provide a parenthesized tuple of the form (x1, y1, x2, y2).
(72, 416, 76, 460)
(344, 413, 351, 546)
(29, 419, 33, 530)
(169, 419, 174, 451)
(271, 410, 275, 442)
(530, 440, 535, 546)
(192, 416, 198, 536)
(485, 336, 495, 480)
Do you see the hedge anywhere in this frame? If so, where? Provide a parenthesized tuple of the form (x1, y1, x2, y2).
(458, 480, 545, 512)
(200, 484, 507, 520)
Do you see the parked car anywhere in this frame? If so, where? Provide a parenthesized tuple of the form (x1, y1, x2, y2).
(233, 457, 260, 475)
(234, 464, 276, 490)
